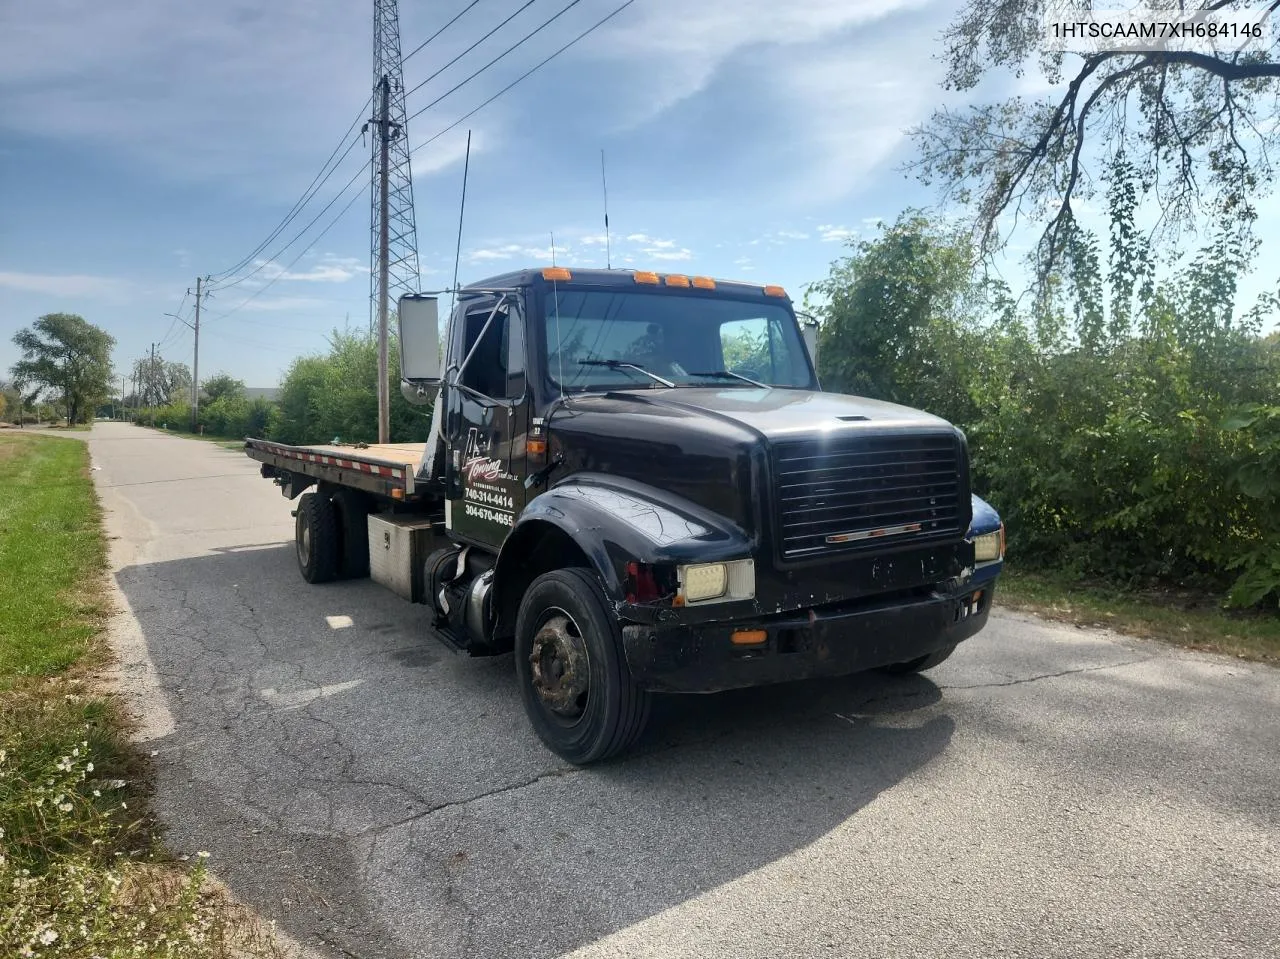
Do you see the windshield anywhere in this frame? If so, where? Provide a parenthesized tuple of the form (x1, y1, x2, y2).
(541, 288, 813, 392)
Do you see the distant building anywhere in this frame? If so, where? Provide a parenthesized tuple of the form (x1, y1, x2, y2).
(244, 387, 281, 402)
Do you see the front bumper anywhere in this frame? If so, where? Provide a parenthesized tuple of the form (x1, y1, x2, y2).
(621, 581, 995, 693)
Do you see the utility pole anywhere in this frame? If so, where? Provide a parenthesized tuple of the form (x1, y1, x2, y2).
(375, 76, 392, 444)
(149, 342, 156, 407)
(191, 276, 203, 432)
(367, 0, 420, 444)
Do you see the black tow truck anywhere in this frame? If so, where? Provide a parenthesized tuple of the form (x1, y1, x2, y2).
(246, 266, 1005, 763)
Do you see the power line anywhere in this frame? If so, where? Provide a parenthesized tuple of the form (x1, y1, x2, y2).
(408, 0, 639, 160)
(402, 0, 539, 104)
(206, 161, 372, 323)
(208, 97, 373, 285)
(401, 0, 483, 64)
(405, 0, 588, 127)
(208, 154, 372, 299)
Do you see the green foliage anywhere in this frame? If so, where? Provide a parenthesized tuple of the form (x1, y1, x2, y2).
(808, 199, 1280, 611)
(808, 211, 1001, 429)
(10, 314, 115, 425)
(1222, 405, 1280, 607)
(274, 329, 431, 445)
(131, 356, 192, 408)
(199, 396, 277, 439)
(201, 373, 245, 405)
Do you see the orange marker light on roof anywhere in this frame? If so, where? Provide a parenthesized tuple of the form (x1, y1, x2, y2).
(542, 267, 572, 281)
(633, 271, 659, 284)
(691, 276, 716, 289)
(763, 284, 787, 297)
(665, 274, 690, 287)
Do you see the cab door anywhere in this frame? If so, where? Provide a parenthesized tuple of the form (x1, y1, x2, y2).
(444, 295, 531, 549)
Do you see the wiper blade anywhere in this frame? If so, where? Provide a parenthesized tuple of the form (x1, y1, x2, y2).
(578, 358, 675, 388)
(687, 370, 769, 388)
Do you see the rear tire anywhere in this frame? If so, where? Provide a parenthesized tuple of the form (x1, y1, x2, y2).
(881, 643, 957, 674)
(515, 568, 651, 765)
(332, 489, 371, 579)
(295, 491, 341, 584)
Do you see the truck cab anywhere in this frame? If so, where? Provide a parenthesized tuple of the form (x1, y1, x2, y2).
(250, 266, 1005, 764)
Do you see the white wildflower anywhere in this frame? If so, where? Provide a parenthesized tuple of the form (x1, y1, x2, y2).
(85, 762, 94, 772)
(197, 850, 210, 859)
(92, 789, 101, 797)
(39, 928, 58, 945)
(59, 802, 73, 813)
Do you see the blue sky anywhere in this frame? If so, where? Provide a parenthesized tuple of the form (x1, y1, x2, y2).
(2, 0, 1276, 389)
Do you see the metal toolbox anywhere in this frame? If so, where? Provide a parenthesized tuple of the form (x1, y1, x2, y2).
(367, 514, 440, 602)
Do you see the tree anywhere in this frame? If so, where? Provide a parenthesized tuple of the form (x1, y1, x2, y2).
(805, 211, 1001, 428)
(131, 355, 192, 407)
(201, 372, 246, 405)
(910, 0, 1280, 283)
(10, 313, 115, 425)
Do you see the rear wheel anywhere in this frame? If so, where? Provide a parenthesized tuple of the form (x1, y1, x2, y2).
(514, 568, 651, 765)
(332, 489, 371, 579)
(295, 491, 340, 584)
(881, 644, 957, 674)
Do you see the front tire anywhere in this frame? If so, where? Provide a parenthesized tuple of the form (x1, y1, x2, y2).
(295, 491, 340, 584)
(514, 568, 651, 765)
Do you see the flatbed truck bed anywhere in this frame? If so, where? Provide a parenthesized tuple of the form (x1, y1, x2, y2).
(245, 437, 428, 501)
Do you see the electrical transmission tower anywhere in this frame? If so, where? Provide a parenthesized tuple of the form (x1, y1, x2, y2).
(366, 0, 421, 443)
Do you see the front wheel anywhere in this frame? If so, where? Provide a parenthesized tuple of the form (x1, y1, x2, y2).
(514, 568, 651, 765)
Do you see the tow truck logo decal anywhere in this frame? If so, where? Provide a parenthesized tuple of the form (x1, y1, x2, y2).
(462, 428, 505, 482)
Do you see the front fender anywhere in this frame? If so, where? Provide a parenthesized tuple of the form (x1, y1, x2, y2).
(966, 493, 1004, 585)
(500, 473, 753, 601)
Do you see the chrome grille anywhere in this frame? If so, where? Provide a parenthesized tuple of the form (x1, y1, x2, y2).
(773, 432, 965, 559)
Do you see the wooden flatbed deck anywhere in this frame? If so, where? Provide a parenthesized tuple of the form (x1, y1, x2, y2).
(244, 438, 429, 500)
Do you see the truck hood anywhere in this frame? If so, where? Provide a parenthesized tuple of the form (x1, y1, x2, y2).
(546, 388, 960, 538)
(596, 386, 954, 440)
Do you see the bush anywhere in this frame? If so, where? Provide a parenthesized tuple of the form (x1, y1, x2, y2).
(274, 329, 430, 445)
(809, 207, 1280, 608)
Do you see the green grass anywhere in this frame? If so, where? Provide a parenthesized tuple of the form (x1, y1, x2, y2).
(0, 433, 280, 957)
(0, 434, 106, 677)
(998, 566, 1280, 662)
(136, 423, 247, 449)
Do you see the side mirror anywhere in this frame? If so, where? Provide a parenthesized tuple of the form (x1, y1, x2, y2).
(398, 294, 440, 405)
(801, 319, 818, 367)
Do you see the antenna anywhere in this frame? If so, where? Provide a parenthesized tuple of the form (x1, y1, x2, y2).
(449, 129, 472, 320)
(550, 231, 557, 266)
(601, 149, 612, 269)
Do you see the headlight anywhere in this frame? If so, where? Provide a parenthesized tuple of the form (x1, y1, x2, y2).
(972, 525, 1004, 562)
(677, 559, 755, 605)
(681, 563, 727, 601)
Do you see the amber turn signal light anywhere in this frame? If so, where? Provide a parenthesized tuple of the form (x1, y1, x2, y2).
(731, 629, 767, 646)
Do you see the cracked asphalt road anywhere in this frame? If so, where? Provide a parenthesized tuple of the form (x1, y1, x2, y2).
(85, 422, 1280, 958)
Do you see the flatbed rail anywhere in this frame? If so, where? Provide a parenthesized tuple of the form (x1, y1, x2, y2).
(245, 437, 426, 501)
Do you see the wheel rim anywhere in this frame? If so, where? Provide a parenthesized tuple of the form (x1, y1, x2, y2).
(528, 607, 590, 724)
(298, 519, 311, 567)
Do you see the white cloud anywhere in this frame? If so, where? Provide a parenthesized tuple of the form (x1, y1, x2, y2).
(465, 243, 565, 265)
(0, 271, 135, 299)
(238, 295, 333, 312)
(249, 255, 366, 283)
(646, 248, 694, 262)
(776, 230, 809, 240)
(593, 0, 936, 129)
(817, 225, 856, 243)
